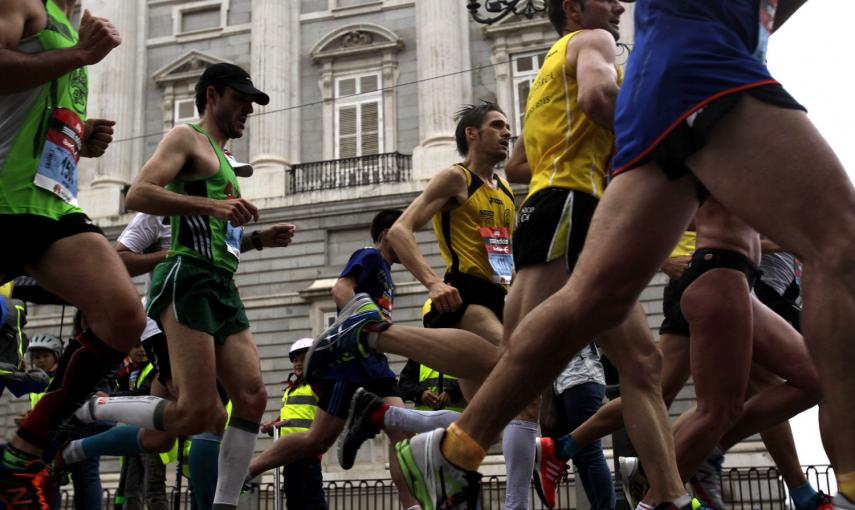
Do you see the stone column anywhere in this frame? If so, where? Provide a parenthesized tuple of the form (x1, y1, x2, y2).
(412, 0, 473, 180)
(245, 0, 300, 199)
(78, 0, 145, 218)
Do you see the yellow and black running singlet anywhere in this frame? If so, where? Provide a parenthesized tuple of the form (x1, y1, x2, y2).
(431, 164, 515, 286)
(523, 30, 622, 200)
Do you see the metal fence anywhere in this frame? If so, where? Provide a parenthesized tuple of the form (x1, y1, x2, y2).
(62, 464, 835, 510)
(287, 152, 412, 193)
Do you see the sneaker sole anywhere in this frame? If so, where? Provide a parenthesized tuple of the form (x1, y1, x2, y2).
(304, 294, 373, 382)
(395, 439, 436, 510)
(338, 387, 371, 470)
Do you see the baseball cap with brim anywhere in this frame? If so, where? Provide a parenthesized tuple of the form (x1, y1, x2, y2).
(223, 148, 253, 177)
(196, 63, 270, 106)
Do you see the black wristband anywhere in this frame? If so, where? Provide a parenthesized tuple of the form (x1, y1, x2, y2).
(251, 230, 263, 251)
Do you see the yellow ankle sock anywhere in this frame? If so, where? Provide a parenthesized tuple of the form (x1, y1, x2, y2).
(440, 423, 486, 472)
(838, 471, 855, 501)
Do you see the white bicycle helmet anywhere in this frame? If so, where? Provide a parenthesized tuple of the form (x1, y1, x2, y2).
(27, 334, 63, 359)
(288, 338, 313, 361)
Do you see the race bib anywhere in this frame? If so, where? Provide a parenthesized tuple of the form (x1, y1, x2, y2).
(480, 226, 513, 285)
(34, 108, 83, 205)
(754, 0, 777, 63)
(225, 223, 242, 260)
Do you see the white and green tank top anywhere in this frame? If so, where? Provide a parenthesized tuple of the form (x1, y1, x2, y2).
(0, 0, 88, 219)
(166, 124, 243, 274)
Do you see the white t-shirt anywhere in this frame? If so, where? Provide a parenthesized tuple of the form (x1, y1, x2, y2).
(117, 213, 171, 341)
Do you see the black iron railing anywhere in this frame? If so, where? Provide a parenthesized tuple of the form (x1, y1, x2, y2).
(62, 464, 836, 510)
(287, 152, 412, 194)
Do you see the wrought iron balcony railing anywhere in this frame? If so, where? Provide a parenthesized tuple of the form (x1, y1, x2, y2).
(287, 152, 412, 194)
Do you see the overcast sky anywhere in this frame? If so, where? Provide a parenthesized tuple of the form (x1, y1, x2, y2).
(764, 0, 853, 470)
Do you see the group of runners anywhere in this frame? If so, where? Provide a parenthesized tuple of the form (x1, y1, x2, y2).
(0, 0, 854, 510)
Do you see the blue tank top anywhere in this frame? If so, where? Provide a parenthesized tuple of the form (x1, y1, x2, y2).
(612, 0, 777, 173)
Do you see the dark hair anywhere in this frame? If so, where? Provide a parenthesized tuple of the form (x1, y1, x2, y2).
(454, 101, 505, 156)
(548, 0, 585, 36)
(371, 209, 403, 242)
(195, 82, 227, 116)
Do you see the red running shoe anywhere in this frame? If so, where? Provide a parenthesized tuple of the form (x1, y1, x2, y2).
(533, 437, 567, 509)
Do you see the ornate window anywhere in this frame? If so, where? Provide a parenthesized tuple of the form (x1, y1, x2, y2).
(174, 0, 230, 36)
(173, 97, 199, 124)
(484, 15, 553, 135)
(335, 72, 383, 158)
(152, 50, 230, 131)
(311, 24, 404, 160)
(511, 51, 547, 131)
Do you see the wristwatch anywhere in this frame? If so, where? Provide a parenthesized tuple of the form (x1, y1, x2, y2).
(251, 230, 263, 251)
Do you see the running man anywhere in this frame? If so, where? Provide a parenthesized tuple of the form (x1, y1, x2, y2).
(248, 210, 420, 510)
(377, 1, 855, 508)
(0, 1, 145, 504)
(336, 1, 691, 508)
(88, 62, 287, 510)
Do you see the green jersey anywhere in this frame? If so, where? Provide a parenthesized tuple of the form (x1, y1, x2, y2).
(0, 0, 88, 219)
(166, 124, 243, 274)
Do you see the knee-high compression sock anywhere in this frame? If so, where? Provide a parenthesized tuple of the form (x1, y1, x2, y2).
(791, 483, 821, 510)
(19, 332, 126, 449)
(63, 426, 144, 464)
(189, 432, 222, 510)
(75, 395, 168, 431)
(554, 434, 580, 461)
(502, 419, 538, 510)
(384, 406, 461, 433)
(212, 417, 259, 509)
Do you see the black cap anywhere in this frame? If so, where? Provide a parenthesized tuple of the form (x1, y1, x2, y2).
(195, 63, 270, 106)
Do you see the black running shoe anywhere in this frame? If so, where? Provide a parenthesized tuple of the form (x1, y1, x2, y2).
(338, 387, 384, 470)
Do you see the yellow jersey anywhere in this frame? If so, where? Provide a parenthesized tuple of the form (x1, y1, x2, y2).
(523, 30, 621, 200)
(670, 231, 697, 258)
(432, 164, 515, 285)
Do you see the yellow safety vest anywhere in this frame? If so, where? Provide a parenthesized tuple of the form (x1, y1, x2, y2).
(278, 382, 319, 436)
(135, 363, 155, 391)
(416, 365, 465, 412)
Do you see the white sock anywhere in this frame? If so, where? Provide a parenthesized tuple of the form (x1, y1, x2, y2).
(502, 419, 538, 510)
(62, 439, 85, 464)
(76, 395, 168, 430)
(212, 417, 259, 507)
(383, 406, 460, 433)
(636, 503, 655, 510)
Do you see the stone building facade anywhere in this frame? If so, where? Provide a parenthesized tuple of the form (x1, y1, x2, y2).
(0, 0, 773, 491)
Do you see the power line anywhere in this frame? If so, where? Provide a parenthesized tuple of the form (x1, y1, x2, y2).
(101, 43, 632, 146)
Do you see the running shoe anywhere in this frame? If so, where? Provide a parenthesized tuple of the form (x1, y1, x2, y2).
(0, 450, 53, 510)
(304, 293, 389, 384)
(832, 493, 855, 510)
(395, 428, 481, 510)
(619, 456, 650, 509)
(689, 449, 725, 510)
(533, 437, 567, 509)
(339, 387, 384, 470)
(814, 491, 834, 510)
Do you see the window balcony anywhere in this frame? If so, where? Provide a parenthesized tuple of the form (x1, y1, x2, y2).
(287, 152, 412, 194)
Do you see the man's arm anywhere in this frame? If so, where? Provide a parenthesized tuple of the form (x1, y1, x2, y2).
(125, 125, 258, 226)
(0, 8, 120, 95)
(239, 223, 296, 253)
(116, 243, 167, 277)
(505, 135, 531, 184)
(571, 29, 620, 128)
(387, 166, 468, 312)
(331, 276, 358, 310)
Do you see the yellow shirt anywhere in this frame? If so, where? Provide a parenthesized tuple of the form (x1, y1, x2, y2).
(670, 231, 697, 258)
(524, 30, 621, 200)
(431, 164, 515, 285)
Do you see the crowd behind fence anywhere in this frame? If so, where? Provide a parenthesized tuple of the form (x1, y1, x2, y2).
(59, 464, 835, 510)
